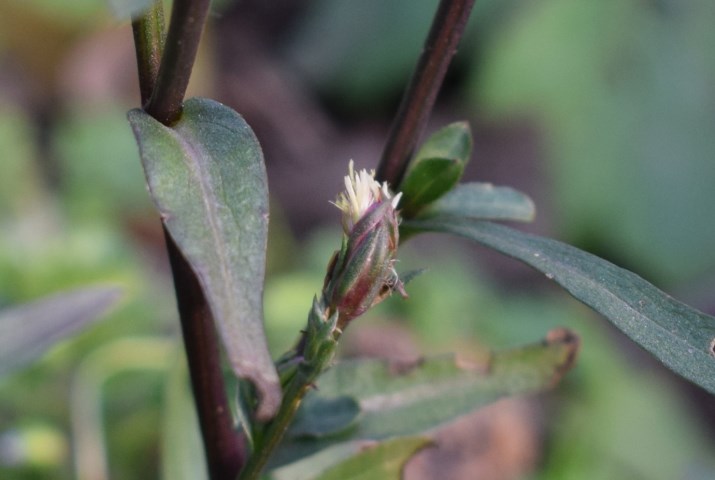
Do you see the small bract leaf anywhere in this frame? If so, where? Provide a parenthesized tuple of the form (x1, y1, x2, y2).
(128, 98, 280, 419)
(399, 122, 472, 216)
(0, 286, 121, 378)
(413, 121, 472, 166)
(412, 182, 535, 223)
(399, 158, 463, 217)
(271, 331, 578, 467)
(404, 218, 715, 394)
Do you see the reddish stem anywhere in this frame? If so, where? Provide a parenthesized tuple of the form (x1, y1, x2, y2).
(376, 0, 476, 187)
(132, 1, 246, 478)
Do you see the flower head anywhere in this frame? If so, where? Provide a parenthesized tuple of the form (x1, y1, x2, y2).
(325, 161, 406, 329)
(333, 160, 402, 234)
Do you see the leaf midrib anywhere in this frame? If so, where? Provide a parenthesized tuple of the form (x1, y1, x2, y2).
(170, 123, 239, 323)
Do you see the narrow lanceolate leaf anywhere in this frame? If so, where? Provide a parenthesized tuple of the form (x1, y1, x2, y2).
(410, 182, 535, 223)
(128, 98, 280, 418)
(404, 218, 715, 394)
(271, 330, 578, 467)
(0, 286, 121, 378)
(288, 396, 361, 439)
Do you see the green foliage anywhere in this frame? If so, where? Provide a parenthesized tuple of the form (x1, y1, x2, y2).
(408, 182, 535, 223)
(160, 352, 207, 480)
(128, 98, 280, 419)
(54, 105, 154, 222)
(272, 332, 578, 468)
(5, 0, 107, 25)
(446, 289, 715, 480)
(305, 436, 430, 480)
(269, 437, 430, 480)
(475, 0, 715, 282)
(71, 338, 173, 480)
(286, 0, 438, 110)
(404, 218, 715, 394)
(288, 396, 360, 439)
(3, 0, 715, 478)
(398, 122, 472, 216)
(0, 286, 121, 379)
(0, 105, 46, 220)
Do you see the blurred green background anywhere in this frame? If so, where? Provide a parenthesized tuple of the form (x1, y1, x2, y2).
(1, 0, 714, 478)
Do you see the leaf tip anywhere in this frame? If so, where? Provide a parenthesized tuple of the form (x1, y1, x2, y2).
(235, 363, 281, 421)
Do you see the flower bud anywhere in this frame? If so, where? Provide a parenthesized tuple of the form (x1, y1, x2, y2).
(326, 162, 406, 329)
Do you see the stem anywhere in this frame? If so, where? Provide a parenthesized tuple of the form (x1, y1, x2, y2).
(132, 2, 245, 478)
(144, 0, 211, 125)
(376, 0, 476, 187)
(165, 232, 246, 479)
(239, 298, 338, 480)
(132, 0, 165, 105)
(237, 377, 309, 480)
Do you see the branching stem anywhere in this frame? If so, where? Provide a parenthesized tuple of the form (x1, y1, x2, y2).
(131, 1, 476, 478)
(144, 0, 211, 125)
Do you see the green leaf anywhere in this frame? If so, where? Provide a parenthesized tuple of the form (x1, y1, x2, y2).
(312, 436, 430, 480)
(475, 0, 715, 282)
(269, 443, 366, 480)
(271, 330, 578, 466)
(410, 182, 535, 223)
(0, 286, 121, 378)
(127, 98, 280, 419)
(288, 396, 360, 439)
(412, 121, 472, 165)
(0, 104, 46, 218)
(270, 437, 429, 480)
(404, 218, 715, 394)
(399, 122, 472, 216)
